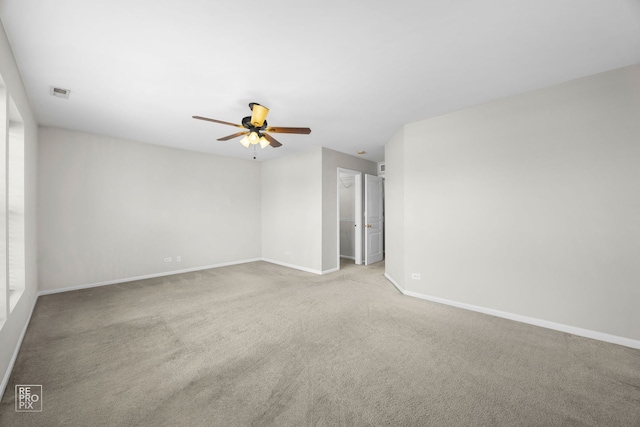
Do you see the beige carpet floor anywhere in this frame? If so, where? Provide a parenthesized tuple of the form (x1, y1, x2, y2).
(1, 260, 639, 426)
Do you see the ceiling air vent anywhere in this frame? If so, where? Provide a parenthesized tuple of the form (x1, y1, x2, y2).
(50, 86, 70, 99)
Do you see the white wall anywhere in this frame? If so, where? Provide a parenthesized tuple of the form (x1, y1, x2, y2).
(261, 147, 376, 274)
(38, 127, 262, 291)
(384, 128, 405, 290)
(0, 20, 38, 396)
(321, 148, 377, 272)
(386, 64, 640, 343)
(261, 147, 323, 273)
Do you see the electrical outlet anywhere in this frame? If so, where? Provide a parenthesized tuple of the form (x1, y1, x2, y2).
(411, 273, 421, 280)
(176, 256, 182, 262)
(164, 257, 172, 262)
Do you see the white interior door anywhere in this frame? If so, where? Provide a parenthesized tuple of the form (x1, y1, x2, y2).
(364, 174, 383, 265)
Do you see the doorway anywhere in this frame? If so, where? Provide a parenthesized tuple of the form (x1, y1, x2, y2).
(336, 168, 385, 270)
(337, 168, 362, 267)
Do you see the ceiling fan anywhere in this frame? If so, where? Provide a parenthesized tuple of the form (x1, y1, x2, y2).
(193, 102, 311, 150)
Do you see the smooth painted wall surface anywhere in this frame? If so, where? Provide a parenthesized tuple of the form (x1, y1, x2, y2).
(261, 147, 323, 272)
(38, 127, 261, 291)
(384, 128, 405, 289)
(321, 148, 377, 271)
(389, 64, 640, 341)
(0, 20, 38, 394)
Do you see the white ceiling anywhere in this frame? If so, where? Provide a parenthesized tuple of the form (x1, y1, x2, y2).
(1, 0, 639, 162)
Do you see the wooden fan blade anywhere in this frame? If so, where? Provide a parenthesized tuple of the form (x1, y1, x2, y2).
(262, 133, 282, 148)
(217, 131, 249, 141)
(265, 126, 311, 134)
(193, 116, 244, 129)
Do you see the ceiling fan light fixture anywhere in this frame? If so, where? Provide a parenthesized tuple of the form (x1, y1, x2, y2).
(250, 103, 269, 127)
(259, 136, 269, 149)
(248, 131, 260, 144)
(240, 135, 251, 148)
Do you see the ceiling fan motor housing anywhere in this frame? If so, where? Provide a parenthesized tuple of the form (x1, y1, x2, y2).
(242, 116, 267, 134)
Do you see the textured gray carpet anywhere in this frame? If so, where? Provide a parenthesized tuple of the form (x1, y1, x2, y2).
(1, 260, 639, 426)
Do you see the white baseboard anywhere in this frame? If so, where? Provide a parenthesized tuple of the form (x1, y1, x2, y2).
(340, 255, 355, 260)
(260, 260, 337, 276)
(404, 290, 640, 349)
(384, 273, 405, 293)
(0, 294, 38, 400)
(37, 257, 345, 296)
(384, 274, 640, 350)
(261, 258, 323, 275)
(38, 258, 263, 296)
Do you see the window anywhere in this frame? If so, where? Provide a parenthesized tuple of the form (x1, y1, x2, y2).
(8, 97, 25, 312)
(0, 76, 6, 326)
(0, 73, 26, 329)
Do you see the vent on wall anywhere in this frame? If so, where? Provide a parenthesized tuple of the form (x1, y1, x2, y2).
(50, 86, 70, 99)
